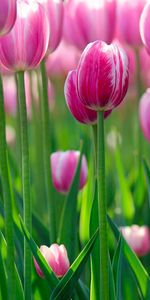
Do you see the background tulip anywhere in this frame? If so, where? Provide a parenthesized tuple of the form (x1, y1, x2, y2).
(73, 41, 129, 112)
(121, 225, 150, 256)
(0, 0, 49, 71)
(50, 150, 88, 193)
(36, 0, 64, 53)
(139, 89, 150, 142)
(34, 244, 70, 277)
(0, 0, 17, 36)
(140, 1, 150, 54)
(64, 0, 116, 51)
(117, 0, 147, 47)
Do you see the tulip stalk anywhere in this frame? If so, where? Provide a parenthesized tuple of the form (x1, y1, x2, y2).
(40, 60, 56, 243)
(97, 111, 109, 300)
(0, 76, 15, 300)
(17, 71, 32, 300)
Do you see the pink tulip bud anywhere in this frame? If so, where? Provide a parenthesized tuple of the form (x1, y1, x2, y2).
(0, 0, 49, 71)
(36, 0, 64, 53)
(46, 40, 81, 78)
(140, 2, 150, 54)
(3, 75, 17, 116)
(139, 89, 150, 142)
(120, 225, 150, 257)
(65, 70, 111, 124)
(0, 0, 17, 36)
(64, 0, 116, 51)
(34, 244, 70, 278)
(50, 151, 88, 194)
(117, 0, 147, 47)
(68, 40, 129, 112)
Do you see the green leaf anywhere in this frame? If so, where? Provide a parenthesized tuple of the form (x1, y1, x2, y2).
(19, 217, 58, 288)
(0, 230, 24, 300)
(112, 235, 123, 300)
(108, 215, 150, 299)
(50, 228, 99, 300)
(0, 235, 7, 300)
(109, 255, 116, 300)
(58, 143, 83, 262)
(143, 158, 150, 207)
(76, 279, 89, 300)
(114, 147, 135, 221)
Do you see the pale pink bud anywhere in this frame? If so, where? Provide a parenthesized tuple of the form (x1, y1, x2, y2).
(0, 0, 49, 71)
(117, 0, 147, 47)
(3, 75, 17, 116)
(139, 89, 150, 142)
(74, 41, 129, 112)
(140, 2, 150, 54)
(0, 0, 17, 36)
(46, 40, 81, 78)
(50, 150, 88, 194)
(64, 0, 116, 51)
(65, 70, 111, 125)
(34, 244, 70, 278)
(120, 225, 150, 257)
(6, 125, 16, 146)
(37, 0, 64, 53)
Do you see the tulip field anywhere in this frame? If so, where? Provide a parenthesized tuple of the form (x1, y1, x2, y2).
(0, 0, 150, 300)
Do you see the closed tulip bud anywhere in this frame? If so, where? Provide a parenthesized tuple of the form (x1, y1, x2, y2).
(140, 2, 150, 54)
(72, 41, 129, 112)
(120, 225, 150, 256)
(37, 0, 64, 53)
(64, 0, 116, 51)
(0, 0, 49, 71)
(34, 244, 70, 277)
(50, 150, 88, 194)
(139, 89, 150, 142)
(65, 70, 111, 124)
(117, 0, 147, 47)
(0, 0, 17, 36)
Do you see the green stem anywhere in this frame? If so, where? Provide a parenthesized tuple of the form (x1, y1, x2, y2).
(40, 60, 56, 243)
(17, 71, 32, 300)
(97, 111, 109, 300)
(0, 76, 15, 299)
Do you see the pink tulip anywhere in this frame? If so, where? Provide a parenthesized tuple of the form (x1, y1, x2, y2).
(66, 41, 129, 112)
(139, 89, 150, 142)
(117, 0, 147, 47)
(65, 70, 111, 125)
(120, 225, 150, 256)
(140, 2, 150, 54)
(46, 40, 81, 78)
(3, 75, 17, 116)
(0, 0, 17, 36)
(36, 0, 64, 53)
(63, 0, 116, 51)
(50, 151, 88, 194)
(0, 0, 49, 71)
(34, 244, 70, 278)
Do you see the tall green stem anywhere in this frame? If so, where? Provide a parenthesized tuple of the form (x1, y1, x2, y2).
(40, 60, 56, 243)
(97, 111, 109, 300)
(0, 76, 15, 299)
(17, 71, 32, 299)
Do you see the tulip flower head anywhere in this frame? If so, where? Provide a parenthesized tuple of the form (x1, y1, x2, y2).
(36, 0, 64, 53)
(120, 225, 150, 256)
(0, 0, 17, 36)
(34, 244, 70, 277)
(0, 0, 49, 71)
(64, 0, 116, 51)
(65, 41, 129, 115)
(139, 89, 150, 142)
(50, 150, 88, 194)
(117, 0, 147, 47)
(140, 1, 150, 54)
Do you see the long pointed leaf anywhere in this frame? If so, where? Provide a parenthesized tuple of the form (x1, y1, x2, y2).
(143, 159, 150, 207)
